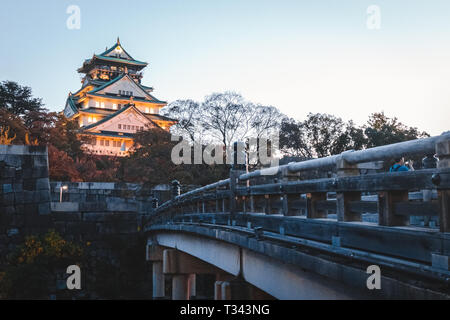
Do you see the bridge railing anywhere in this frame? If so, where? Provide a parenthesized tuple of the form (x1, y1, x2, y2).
(148, 132, 450, 232)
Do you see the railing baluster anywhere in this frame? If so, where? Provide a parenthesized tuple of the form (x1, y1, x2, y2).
(378, 190, 409, 226)
(336, 158, 362, 222)
(306, 192, 327, 218)
(281, 167, 302, 216)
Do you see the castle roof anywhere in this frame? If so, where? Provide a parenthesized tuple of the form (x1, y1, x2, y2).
(78, 38, 148, 73)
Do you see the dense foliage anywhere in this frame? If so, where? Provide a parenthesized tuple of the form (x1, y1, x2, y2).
(0, 231, 84, 299)
(0, 230, 150, 300)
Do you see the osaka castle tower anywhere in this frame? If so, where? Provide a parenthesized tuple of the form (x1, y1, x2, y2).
(63, 38, 176, 156)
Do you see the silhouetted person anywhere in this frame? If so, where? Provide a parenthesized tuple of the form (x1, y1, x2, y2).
(390, 157, 414, 172)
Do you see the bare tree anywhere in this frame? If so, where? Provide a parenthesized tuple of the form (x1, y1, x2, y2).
(161, 99, 207, 144)
(200, 92, 254, 149)
(251, 105, 284, 139)
(164, 92, 287, 152)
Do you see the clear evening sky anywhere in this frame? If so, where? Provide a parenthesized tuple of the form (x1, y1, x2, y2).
(1, 0, 449, 135)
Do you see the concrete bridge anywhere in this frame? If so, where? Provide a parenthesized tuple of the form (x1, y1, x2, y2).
(144, 132, 450, 300)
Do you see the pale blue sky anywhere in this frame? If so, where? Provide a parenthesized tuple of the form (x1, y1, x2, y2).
(1, 0, 449, 135)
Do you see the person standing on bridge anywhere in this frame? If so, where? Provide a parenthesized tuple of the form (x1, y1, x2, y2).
(389, 157, 414, 172)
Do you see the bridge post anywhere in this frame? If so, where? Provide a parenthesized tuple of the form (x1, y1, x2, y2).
(436, 134, 450, 232)
(215, 188, 220, 213)
(242, 196, 248, 213)
(230, 141, 247, 216)
(250, 195, 255, 212)
(229, 170, 239, 215)
(170, 180, 181, 219)
(251, 195, 264, 214)
(267, 194, 282, 214)
(222, 197, 228, 213)
(283, 194, 302, 216)
(378, 191, 409, 226)
(281, 167, 303, 216)
(264, 194, 271, 214)
(236, 195, 243, 213)
(335, 157, 362, 222)
(306, 192, 327, 219)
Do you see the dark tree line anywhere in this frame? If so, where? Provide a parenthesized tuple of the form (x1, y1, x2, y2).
(0, 81, 431, 186)
(279, 112, 429, 159)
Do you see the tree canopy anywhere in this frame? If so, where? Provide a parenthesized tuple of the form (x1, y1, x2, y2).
(280, 112, 428, 159)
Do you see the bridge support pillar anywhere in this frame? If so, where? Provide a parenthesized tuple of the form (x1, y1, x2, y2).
(188, 274, 196, 298)
(163, 249, 218, 300)
(152, 261, 165, 299)
(147, 242, 166, 299)
(172, 274, 189, 300)
(214, 281, 223, 300)
(221, 281, 231, 300)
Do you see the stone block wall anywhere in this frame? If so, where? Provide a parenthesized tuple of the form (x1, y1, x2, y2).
(0, 145, 152, 299)
(50, 182, 145, 202)
(0, 145, 51, 251)
(50, 181, 164, 214)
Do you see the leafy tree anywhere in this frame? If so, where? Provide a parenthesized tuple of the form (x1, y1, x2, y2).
(0, 81, 44, 116)
(0, 126, 16, 145)
(280, 117, 312, 158)
(0, 109, 29, 144)
(48, 145, 81, 181)
(122, 126, 230, 186)
(330, 120, 367, 155)
(280, 113, 364, 158)
(302, 113, 347, 157)
(123, 127, 178, 186)
(0, 231, 84, 299)
(49, 114, 85, 160)
(364, 112, 429, 148)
